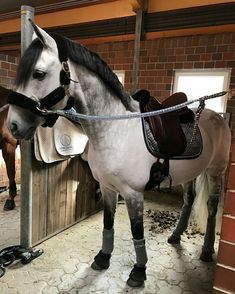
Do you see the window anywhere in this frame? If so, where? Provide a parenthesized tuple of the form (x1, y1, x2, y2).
(173, 69, 231, 113)
(114, 70, 125, 85)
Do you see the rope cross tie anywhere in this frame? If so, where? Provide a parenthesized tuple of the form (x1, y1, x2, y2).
(38, 90, 230, 123)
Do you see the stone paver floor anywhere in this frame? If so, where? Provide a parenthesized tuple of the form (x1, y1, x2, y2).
(0, 189, 218, 294)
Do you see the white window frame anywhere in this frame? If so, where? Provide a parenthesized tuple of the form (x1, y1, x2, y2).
(114, 70, 125, 85)
(172, 68, 231, 113)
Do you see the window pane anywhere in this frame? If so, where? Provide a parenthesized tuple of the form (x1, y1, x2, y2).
(173, 70, 231, 113)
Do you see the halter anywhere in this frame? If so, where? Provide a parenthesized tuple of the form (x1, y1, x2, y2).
(7, 33, 74, 127)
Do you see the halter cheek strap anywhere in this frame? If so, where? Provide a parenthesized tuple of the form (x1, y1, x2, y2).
(7, 32, 75, 128)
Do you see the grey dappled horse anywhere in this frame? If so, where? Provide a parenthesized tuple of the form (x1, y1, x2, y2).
(7, 23, 231, 287)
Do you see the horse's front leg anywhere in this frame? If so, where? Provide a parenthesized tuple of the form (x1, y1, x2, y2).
(91, 184, 118, 270)
(2, 141, 17, 211)
(125, 192, 147, 287)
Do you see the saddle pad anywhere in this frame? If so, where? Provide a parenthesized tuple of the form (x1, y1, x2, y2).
(53, 117, 88, 156)
(142, 118, 203, 160)
(34, 117, 88, 163)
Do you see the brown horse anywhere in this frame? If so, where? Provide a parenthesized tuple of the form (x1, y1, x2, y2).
(0, 86, 18, 210)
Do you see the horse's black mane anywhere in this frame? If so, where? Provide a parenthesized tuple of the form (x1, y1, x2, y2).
(16, 33, 134, 111)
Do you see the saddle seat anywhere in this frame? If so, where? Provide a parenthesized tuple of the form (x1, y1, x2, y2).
(132, 90, 194, 157)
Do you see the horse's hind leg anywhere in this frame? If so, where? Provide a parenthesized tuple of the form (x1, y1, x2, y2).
(125, 192, 147, 287)
(200, 174, 222, 262)
(91, 185, 118, 270)
(2, 142, 17, 210)
(168, 180, 196, 244)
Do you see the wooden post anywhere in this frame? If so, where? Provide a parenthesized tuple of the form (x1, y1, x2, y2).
(131, 9, 143, 95)
(131, 0, 148, 94)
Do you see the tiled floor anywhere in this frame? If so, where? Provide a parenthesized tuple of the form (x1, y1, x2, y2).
(0, 189, 217, 293)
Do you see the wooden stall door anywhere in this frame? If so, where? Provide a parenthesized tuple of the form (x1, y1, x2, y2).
(32, 156, 102, 245)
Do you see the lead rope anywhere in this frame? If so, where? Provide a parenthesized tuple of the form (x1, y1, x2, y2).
(35, 90, 229, 122)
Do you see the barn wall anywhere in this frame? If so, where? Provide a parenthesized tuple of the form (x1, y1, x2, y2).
(0, 53, 18, 89)
(214, 142, 235, 293)
(88, 31, 235, 136)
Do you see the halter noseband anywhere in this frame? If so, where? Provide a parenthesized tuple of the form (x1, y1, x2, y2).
(7, 33, 74, 128)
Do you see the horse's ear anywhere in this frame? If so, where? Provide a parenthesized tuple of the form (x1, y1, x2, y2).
(29, 19, 57, 52)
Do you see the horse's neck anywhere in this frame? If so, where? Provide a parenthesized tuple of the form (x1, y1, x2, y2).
(72, 65, 130, 145)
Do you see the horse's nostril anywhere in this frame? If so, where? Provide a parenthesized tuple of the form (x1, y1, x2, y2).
(10, 123, 18, 133)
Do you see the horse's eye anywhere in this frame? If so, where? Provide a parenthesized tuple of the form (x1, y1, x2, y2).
(33, 70, 46, 80)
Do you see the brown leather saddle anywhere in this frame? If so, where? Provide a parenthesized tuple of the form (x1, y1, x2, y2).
(132, 89, 202, 160)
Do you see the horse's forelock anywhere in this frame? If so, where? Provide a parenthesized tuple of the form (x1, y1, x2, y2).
(15, 39, 44, 88)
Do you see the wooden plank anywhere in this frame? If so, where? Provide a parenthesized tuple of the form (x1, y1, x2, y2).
(58, 159, 68, 228)
(32, 154, 102, 245)
(32, 158, 48, 244)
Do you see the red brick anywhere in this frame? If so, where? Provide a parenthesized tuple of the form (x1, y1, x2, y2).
(176, 55, 187, 62)
(175, 48, 184, 55)
(7, 55, 16, 63)
(204, 61, 215, 68)
(185, 47, 195, 54)
(167, 55, 176, 62)
(187, 54, 200, 61)
(212, 53, 222, 60)
(224, 191, 235, 216)
(221, 216, 235, 243)
(1, 62, 10, 69)
(7, 71, 16, 78)
(174, 63, 183, 69)
(217, 45, 228, 52)
(215, 61, 227, 68)
(194, 62, 203, 68)
(200, 53, 212, 61)
(217, 241, 235, 268)
(195, 47, 206, 54)
(227, 165, 235, 190)
(206, 46, 217, 53)
(231, 143, 235, 162)
(227, 60, 235, 68)
(214, 265, 235, 293)
(183, 62, 194, 68)
(223, 52, 234, 60)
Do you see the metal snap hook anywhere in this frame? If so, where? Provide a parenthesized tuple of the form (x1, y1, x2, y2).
(36, 106, 49, 115)
(62, 61, 70, 73)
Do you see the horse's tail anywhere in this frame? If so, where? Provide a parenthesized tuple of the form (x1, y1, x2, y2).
(192, 172, 223, 234)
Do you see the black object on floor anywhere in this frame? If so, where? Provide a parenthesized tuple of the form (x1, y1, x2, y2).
(0, 245, 44, 278)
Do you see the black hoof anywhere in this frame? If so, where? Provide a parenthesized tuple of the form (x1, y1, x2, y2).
(200, 251, 214, 262)
(91, 250, 111, 270)
(127, 264, 146, 288)
(168, 234, 181, 244)
(3, 199, 16, 211)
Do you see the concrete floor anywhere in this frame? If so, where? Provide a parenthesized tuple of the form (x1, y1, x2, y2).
(0, 189, 218, 294)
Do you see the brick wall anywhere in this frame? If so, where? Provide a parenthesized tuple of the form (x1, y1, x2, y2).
(0, 53, 20, 186)
(213, 142, 235, 293)
(88, 31, 235, 137)
(0, 53, 18, 89)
